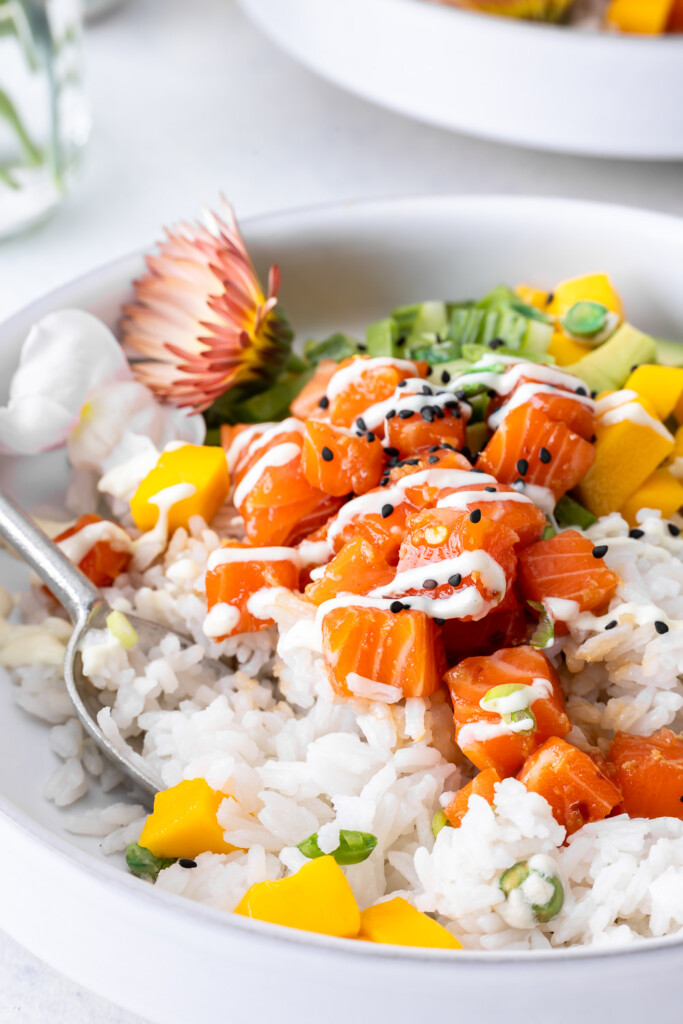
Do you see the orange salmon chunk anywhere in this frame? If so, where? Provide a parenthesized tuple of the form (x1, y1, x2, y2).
(610, 730, 683, 819)
(53, 514, 132, 588)
(518, 736, 622, 835)
(518, 529, 619, 618)
(447, 645, 571, 777)
(205, 541, 300, 640)
(305, 537, 395, 607)
(444, 768, 502, 827)
(327, 356, 426, 428)
(302, 420, 385, 496)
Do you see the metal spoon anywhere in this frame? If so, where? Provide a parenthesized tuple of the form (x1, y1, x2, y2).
(0, 492, 224, 802)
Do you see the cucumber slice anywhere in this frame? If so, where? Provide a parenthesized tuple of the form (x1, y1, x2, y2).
(655, 337, 683, 368)
(365, 317, 398, 356)
(568, 323, 657, 393)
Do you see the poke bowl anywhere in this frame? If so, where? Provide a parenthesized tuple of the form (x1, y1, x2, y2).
(2, 195, 683, 1024)
(236, 0, 683, 158)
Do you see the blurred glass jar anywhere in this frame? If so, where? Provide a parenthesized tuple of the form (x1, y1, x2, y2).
(0, 0, 89, 239)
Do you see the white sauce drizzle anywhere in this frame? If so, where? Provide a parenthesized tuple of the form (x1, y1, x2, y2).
(296, 538, 334, 567)
(57, 521, 133, 565)
(437, 489, 533, 511)
(225, 423, 272, 473)
(325, 357, 419, 401)
(596, 390, 673, 441)
(131, 482, 197, 571)
(488, 382, 595, 430)
(207, 546, 302, 573)
(203, 602, 241, 639)
(369, 550, 506, 602)
(233, 442, 302, 509)
(448, 359, 587, 399)
(457, 677, 553, 747)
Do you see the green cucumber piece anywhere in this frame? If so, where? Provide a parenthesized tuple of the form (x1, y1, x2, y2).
(655, 338, 683, 369)
(567, 322, 657, 393)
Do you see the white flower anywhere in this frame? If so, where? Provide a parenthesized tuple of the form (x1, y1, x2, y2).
(0, 309, 205, 463)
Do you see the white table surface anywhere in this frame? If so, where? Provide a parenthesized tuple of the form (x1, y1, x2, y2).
(1, 0, 682, 1019)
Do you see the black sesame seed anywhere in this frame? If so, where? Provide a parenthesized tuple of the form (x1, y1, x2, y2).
(487, 389, 497, 399)
(679, 795, 683, 802)
(669, 523, 681, 537)
(426, 366, 433, 377)
(455, 389, 467, 401)
(428, 455, 440, 464)
(471, 468, 485, 474)
(398, 380, 407, 388)
(605, 620, 618, 631)
(539, 447, 552, 464)
(629, 528, 644, 539)
(484, 486, 497, 493)
(655, 621, 669, 635)
(356, 416, 367, 432)
(421, 406, 435, 423)
(630, 364, 639, 373)
(318, 395, 330, 409)
(590, 434, 597, 444)
(423, 579, 438, 590)
(384, 446, 399, 457)
(591, 391, 598, 400)
(434, 618, 445, 626)
(396, 335, 406, 348)
(433, 406, 445, 420)
(402, 602, 411, 609)
(516, 458, 529, 476)
(390, 601, 404, 614)
(398, 409, 415, 419)
(592, 545, 608, 559)
(576, 387, 588, 397)
(546, 292, 554, 306)
(442, 443, 457, 452)
(448, 573, 462, 587)
(422, 385, 433, 396)
(357, 343, 367, 352)
(404, 458, 419, 466)
(380, 478, 390, 487)
(385, 409, 396, 420)
(366, 431, 376, 443)
(387, 456, 398, 468)
(513, 478, 525, 487)
(321, 446, 334, 462)
(428, 445, 440, 453)
(381, 504, 394, 519)
(444, 400, 458, 410)
(179, 858, 197, 869)
(460, 446, 472, 461)
(488, 338, 505, 350)
(469, 509, 482, 524)
(441, 370, 451, 384)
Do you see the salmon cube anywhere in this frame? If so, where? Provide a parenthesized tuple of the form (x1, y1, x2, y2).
(609, 730, 683, 820)
(517, 529, 619, 618)
(204, 541, 300, 640)
(444, 768, 502, 827)
(302, 420, 385, 497)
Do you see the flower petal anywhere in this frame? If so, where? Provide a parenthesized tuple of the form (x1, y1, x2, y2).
(0, 310, 130, 455)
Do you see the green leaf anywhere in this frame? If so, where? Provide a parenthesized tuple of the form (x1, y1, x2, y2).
(297, 829, 377, 866)
(554, 494, 597, 530)
(304, 332, 361, 366)
(528, 600, 555, 650)
(432, 809, 451, 837)
(125, 843, 176, 882)
(562, 301, 608, 338)
(542, 524, 557, 541)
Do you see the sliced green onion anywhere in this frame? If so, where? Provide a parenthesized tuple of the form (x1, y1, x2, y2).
(297, 829, 377, 866)
(528, 600, 555, 650)
(509, 708, 537, 732)
(106, 610, 139, 649)
(125, 843, 176, 881)
(554, 494, 598, 530)
(499, 858, 564, 924)
(481, 682, 528, 708)
(432, 809, 451, 837)
(542, 524, 557, 540)
(303, 332, 362, 366)
(562, 301, 609, 338)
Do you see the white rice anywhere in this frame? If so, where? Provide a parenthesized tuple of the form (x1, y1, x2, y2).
(3, 502, 683, 950)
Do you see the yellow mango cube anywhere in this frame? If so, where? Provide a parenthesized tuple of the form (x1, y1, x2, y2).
(624, 365, 683, 422)
(130, 445, 229, 533)
(577, 396, 674, 518)
(674, 392, 683, 426)
(139, 778, 235, 859)
(620, 469, 683, 527)
(515, 284, 549, 311)
(673, 425, 683, 458)
(359, 898, 462, 949)
(547, 329, 593, 367)
(607, 0, 674, 33)
(234, 856, 361, 937)
(547, 273, 623, 320)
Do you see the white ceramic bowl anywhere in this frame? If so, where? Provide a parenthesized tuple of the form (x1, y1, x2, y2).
(2, 196, 683, 1024)
(237, 0, 683, 159)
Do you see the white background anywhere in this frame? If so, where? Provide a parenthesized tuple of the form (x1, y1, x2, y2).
(1, 0, 682, 1019)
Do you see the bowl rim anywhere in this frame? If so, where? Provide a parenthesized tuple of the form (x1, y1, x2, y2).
(388, 0, 683, 49)
(2, 191, 683, 965)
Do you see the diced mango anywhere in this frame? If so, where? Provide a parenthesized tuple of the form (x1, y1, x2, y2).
(620, 469, 683, 527)
(130, 445, 230, 533)
(547, 273, 623, 320)
(624, 365, 683, 421)
(577, 395, 674, 518)
(607, 0, 674, 33)
(359, 897, 462, 949)
(673, 425, 683, 458)
(138, 778, 235, 859)
(547, 329, 593, 367)
(674, 392, 683, 426)
(234, 856, 361, 937)
(515, 284, 549, 311)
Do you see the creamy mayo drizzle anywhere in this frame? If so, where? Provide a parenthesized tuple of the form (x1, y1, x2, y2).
(448, 358, 587, 399)
(511, 480, 556, 518)
(296, 538, 334, 567)
(325, 357, 419, 401)
(457, 677, 553, 747)
(225, 423, 272, 473)
(233, 442, 302, 509)
(207, 546, 302, 573)
(57, 520, 133, 564)
(369, 550, 506, 602)
(436, 489, 533, 511)
(488, 382, 595, 430)
(595, 390, 673, 441)
(131, 482, 197, 571)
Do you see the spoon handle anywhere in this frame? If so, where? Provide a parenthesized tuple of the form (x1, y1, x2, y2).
(0, 492, 102, 626)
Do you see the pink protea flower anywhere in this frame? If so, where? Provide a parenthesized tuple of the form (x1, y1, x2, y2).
(121, 201, 293, 412)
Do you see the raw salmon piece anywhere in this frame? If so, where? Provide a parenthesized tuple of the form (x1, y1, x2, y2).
(489, 382, 595, 441)
(301, 420, 385, 497)
(205, 541, 300, 639)
(609, 730, 683, 820)
(321, 603, 446, 700)
(305, 537, 395, 606)
(518, 529, 619, 616)
(328, 356, 426, 428)
(53, 514, 132, 588)
(232, 421, 306, 495)
(384, 404, 466, 459)
(518, 736, 622, 836)
(444, 768, 502, 827)
(290, 360, 338, 420)
(441, 585, 531, 663)
(437, 480, 547, 550)
(476, 403, 595, 502)
(446, 645, 571, 777)
(389, 507, 518, 620)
